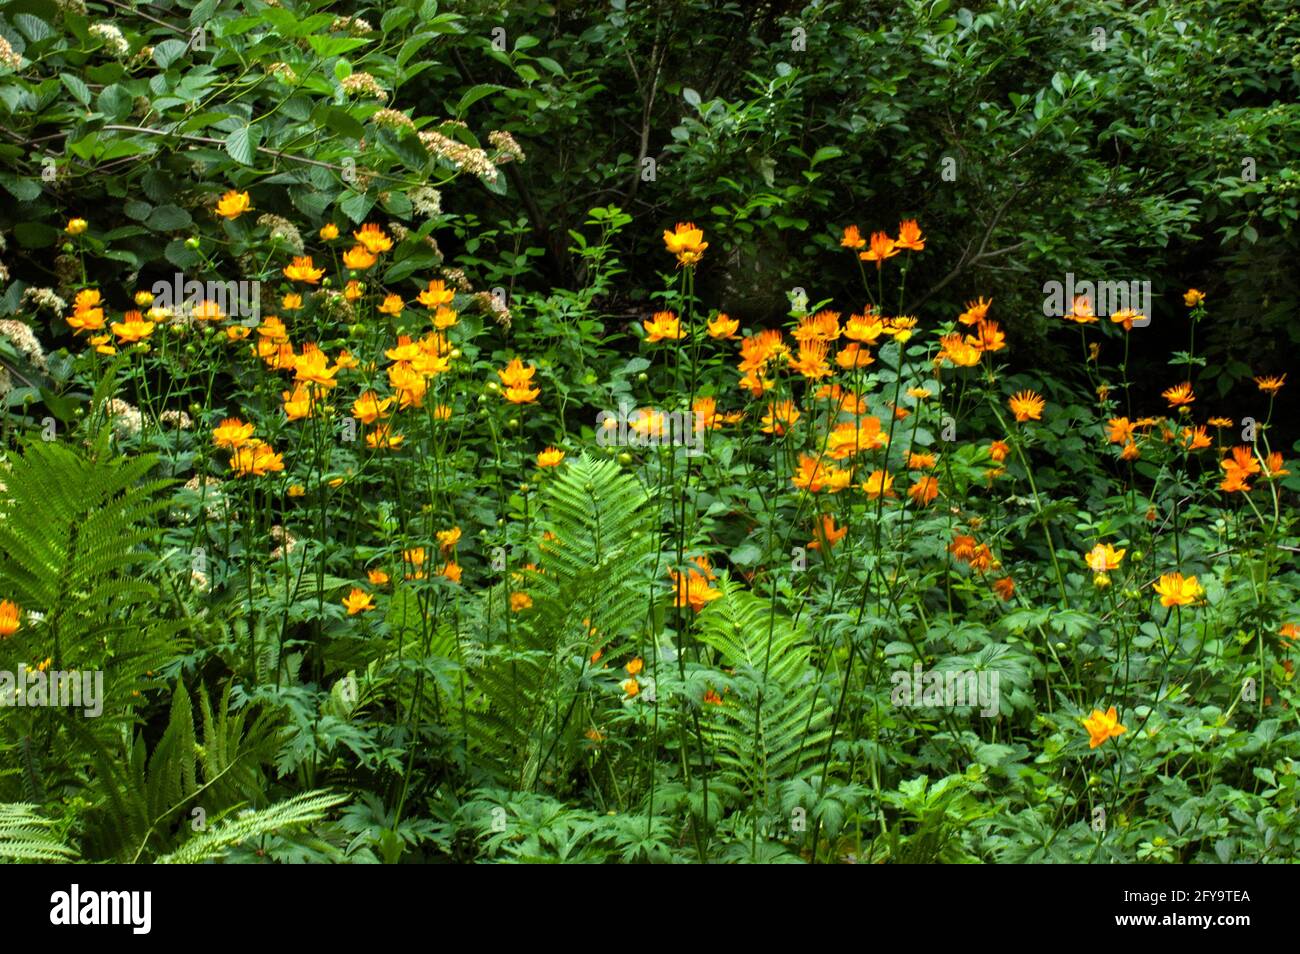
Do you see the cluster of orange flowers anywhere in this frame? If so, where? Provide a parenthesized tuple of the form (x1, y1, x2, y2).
(212, 417, 285, 477)
(948, 532, 1014, 600)
(840, 219, 925, 266)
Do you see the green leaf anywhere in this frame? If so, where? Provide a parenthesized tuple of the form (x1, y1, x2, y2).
(146, 205, 193, 232)
(60, 74, 91, 106)
(225, 125, 262, 166)
(456, 84, 506, 115)
(153, 39, 190, 70)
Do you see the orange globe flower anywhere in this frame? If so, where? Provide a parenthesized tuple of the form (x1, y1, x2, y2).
(839, 225, 867, 250)
(352, 223, 393, 254)
(1153, 572, 1204, 607)
(663, 222, 708, 266)
(0, 599, 20, 638)
(1008, 390, 1045, 422)
(895, 219, 925, 251)
(215, 190, 251, 219)
(1082, 706, 1127, 749)
(643, 311, 684, 343)
(858, 231, 898, 267)
(342, 245, 377, 270)
(1161, 382, 1195, 407)
(536, 447, 565, 468)
(283, 256, 325, 283)
(343, 588, 376, 615)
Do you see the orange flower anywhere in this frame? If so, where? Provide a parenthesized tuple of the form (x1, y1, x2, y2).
(366, 424, 404, 450)
(707, 313, 739, 339)
(1263, 451, 1289, 479)
(643, 311, 685, 343)
(1220, 445, 1261, 492)
(760, 400, 801, 435)
(844, 312, 885, 343)
(992, 576, 1015, 601)
(368, 568, 390, 586)
(626, 657, 644, 676)
(1085, 543, 1126, 573)
(703, 689, 724, 706)
(1064, 296, 1097, 324)
(1153, 572, 1204, 607)
(936, 333, 982, 368)
(343, 587, 376, 615)
(1082, 706, 1127, 749)
(989, 440, 1010, 463)
(789, 339, 832, 379)
(908, 452, 937, 470)
(229, 440, 285, 477)
(111, 311, 156, 343)
(1008, 390, 1045, 422)
(294, 343, 338, 389)
(621, 676, 640, 697)
(498, 358, 540, 404)
(663, 222, 708, 266)
(440, 562, 463, 584)
(213, 418, 255, 449)
(281, 293, 303, 311)
(908, 475, 939, 506)
(1110, 308, 1140, 331)
(808, 514, 847, 550)
(352, 223, 392, 254)
(858, 231, 898, 267)
(215, 190, 251, 219)
(1162, 382, 1195, 407)
(417, 280, 455, 308)
(839, 225, 867, 250)
(342, 245, 377, 270)
(957, 297, 992, 326)
(510, 591, 533, 612)
(378, 294, 404, 317)
(791, 455, 851, 493)
(1180, 425, 1211, 451)
(1106, 417, 1135, 444)
(1255, 374, 1285, 395)
(895, 219, 925, 251)
(861, 470, 895, 499)
(1183, 289, 1205, 307)
(536, 447, 565, 467)
(352, 391, 394, 425)
(319, 224, 339, 240)
(282, 385, 314, 421)
(0, 599, 20, 638)
(672, 562, 722, 611)
(283, 256, 325, 283)
(65, 218, 88, 236)
(967, 320, 1006, 353)
(835, 342, 875, 369)
(435, 527, 461, 553)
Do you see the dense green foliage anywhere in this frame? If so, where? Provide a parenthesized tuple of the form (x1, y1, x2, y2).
(0, 0, 1298, 864)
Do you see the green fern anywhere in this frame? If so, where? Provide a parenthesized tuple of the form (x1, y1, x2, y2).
(466, 453, 654, 787)
(0, 803, 79, 862)
(154, 790, 349, 864)
(695, 581, 833, 808)
(0, 435, 181, 723)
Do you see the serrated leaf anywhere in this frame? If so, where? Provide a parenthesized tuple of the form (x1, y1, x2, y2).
(225, 125, 261, 166)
